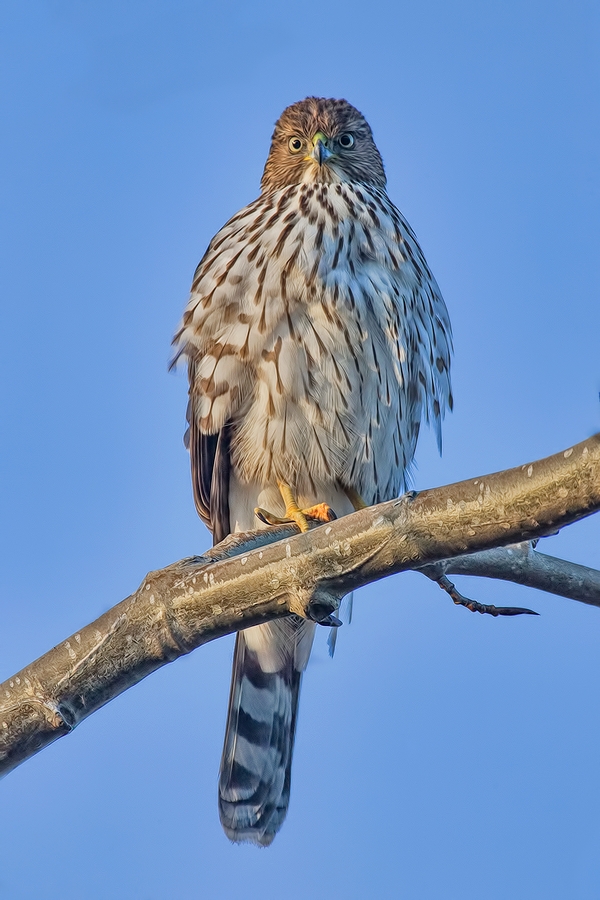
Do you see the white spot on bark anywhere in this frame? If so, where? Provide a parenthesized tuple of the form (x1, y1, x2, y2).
(149, 594, 155, 604)
(558, 488, 568, 498)
(286, 544, 292, 558)
(259, 551, 263, 558)
(325, 526, 332, 535)
(564, 448, 573, 458)
(75, 634, 81, 644)
(527, 466, 533, 477)
(241, 556, 248, 565)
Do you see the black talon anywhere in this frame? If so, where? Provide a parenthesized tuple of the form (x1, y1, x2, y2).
(254, 508, 271, 525)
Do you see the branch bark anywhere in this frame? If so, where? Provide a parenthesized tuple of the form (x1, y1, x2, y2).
(421, 542, 600, 609)
(1, 434, 600, 777)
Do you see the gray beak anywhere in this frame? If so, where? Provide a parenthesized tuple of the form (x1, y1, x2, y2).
(309, 133, 333, 167)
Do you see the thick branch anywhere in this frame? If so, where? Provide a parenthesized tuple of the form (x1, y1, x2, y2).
(1, 434, 599, 777)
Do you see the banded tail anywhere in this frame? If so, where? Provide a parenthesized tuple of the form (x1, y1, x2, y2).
(218, 616, 315, 846)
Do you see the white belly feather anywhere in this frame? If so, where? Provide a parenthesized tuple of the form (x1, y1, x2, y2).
(175, 181, 452, 507)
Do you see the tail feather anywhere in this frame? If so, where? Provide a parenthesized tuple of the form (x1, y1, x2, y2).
(218, 616, 315, 846)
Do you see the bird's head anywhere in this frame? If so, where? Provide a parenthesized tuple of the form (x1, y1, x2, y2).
(261, 97, 386, 192)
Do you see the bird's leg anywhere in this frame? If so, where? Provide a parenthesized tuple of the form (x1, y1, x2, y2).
(255, 481, 336, 533)
(343, 486, 367, 510)
(275, 481, 311, 533)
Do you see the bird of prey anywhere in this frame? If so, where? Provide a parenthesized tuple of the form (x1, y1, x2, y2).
(173, 97, 452, 846)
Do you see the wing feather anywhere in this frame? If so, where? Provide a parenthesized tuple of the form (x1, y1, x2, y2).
(186, 356, 231, 543)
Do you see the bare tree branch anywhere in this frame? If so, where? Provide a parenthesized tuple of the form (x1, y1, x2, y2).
(1, 434, 600, 778)
(421, 542, 600, 609)
(425, 566, 541, 616)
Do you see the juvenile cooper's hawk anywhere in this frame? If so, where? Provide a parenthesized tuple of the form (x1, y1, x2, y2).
(173, 97, 452, 846)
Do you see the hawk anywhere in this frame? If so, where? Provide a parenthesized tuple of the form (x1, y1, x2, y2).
(173, 97, 452, 845)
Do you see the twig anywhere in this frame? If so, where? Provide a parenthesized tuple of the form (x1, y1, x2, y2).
(432, 573, 539, 616)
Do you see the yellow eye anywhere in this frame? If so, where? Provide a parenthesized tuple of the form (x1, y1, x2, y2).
(288, 136, 304, 153)
(339, 133, 355, 149)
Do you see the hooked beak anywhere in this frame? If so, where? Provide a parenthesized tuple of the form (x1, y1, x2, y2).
(307, 131, 333, 167)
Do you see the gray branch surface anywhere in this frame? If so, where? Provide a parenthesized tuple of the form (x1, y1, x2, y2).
(422, 542, 600, 609)
(2, 434, 600, 777)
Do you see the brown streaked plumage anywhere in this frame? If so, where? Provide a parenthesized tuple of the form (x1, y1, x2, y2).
(173, 97, 452, 846)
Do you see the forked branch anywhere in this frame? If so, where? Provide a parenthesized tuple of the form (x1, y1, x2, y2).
(1, 434, 599, 778)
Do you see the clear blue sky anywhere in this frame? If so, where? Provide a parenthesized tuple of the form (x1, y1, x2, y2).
(1, 1, 599, 898)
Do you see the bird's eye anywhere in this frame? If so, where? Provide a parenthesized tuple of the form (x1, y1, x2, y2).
(339, 133, 355, 149)
(288, 137, 304, 153)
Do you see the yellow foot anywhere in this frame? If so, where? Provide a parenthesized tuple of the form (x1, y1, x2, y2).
(302, 502, 337, 523)
(254, 482, 337, 533)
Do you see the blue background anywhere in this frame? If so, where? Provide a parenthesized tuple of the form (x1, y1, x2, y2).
(1, 1, 599, 897)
